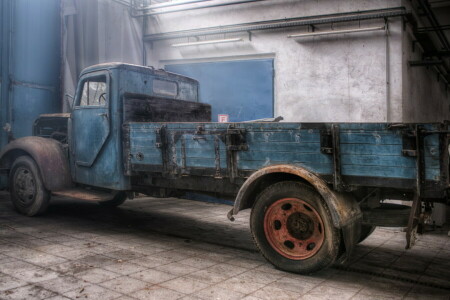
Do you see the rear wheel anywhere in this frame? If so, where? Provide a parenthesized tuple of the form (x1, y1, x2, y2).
(250, 181, 340, 274)
(9, 156, 50, 216)
(358, 225, 376, 243)
(98, 192, 127, 207)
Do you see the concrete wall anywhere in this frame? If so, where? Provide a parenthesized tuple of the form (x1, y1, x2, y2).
(145, 0, 408, 122)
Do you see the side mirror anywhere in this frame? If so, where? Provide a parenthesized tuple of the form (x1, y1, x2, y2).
(65, 94, 75, 112)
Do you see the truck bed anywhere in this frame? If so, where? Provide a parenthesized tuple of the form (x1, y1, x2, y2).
(122, 121, 449, 199)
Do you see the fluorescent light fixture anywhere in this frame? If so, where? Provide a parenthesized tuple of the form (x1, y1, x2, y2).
(287, 26, 386, 38)
(172, 38, 244, 47)
(144, 0, 213, 10)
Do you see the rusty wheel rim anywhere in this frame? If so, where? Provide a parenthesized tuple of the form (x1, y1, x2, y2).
(13, 167, 37, 207)
(264, 198, 325, 260)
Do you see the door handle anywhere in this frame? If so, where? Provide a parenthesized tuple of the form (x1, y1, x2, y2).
(192, 136, 207, 141)
(98, 113, 108, 119)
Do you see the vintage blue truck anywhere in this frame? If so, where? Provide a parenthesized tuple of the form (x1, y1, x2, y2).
(0, 63, 448, 274)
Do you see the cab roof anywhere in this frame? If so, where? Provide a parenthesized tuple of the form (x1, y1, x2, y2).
(80, 62, 198, 84)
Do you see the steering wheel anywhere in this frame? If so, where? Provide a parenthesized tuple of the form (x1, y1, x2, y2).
(99, 93, 107, 105)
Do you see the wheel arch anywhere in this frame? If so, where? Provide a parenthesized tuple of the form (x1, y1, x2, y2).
(0, 136, 72, 191)
(230, 164, 361, 229)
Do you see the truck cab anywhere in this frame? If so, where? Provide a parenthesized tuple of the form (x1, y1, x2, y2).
(0, 63, 210, 212)
(70, 63, 205, 190)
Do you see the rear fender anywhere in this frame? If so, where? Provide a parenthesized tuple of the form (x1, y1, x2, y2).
(0, 136, 72, 191)
(230, 164, 361, 229)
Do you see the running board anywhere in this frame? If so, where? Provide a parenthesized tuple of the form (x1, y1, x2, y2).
(52, 188, 117, 202)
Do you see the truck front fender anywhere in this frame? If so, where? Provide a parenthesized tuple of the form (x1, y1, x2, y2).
(0, 136, 72, 191)
(229, 164, 361, 229)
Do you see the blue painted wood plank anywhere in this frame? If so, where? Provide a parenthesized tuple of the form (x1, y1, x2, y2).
(424, 134, 440, 146)
(184, 157, 223, 168)
(425, 170, 440, 181)
(340, 133, 403, 145)
(341, 154, 416, 167)
(340, 144, 403, 155)
(131, 155, 162, 165)
(238, 151, 332, 164)
(237, 160, 333, 174)
(342, 165, 416, 179)
(246, 131, 320, 143)
(244, 142, 322, 153)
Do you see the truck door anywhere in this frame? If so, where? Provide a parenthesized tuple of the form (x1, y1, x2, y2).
(71, 71, 110, 181)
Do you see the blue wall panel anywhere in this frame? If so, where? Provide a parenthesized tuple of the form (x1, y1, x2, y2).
(10, 0, 61, 139)
(165, 59, 274, 122)
(1, 0, 61, 188)
(11, 86, 59, 138)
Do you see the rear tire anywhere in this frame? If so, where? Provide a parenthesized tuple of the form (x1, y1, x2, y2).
(250, 181, 341, 274)
(9, 156, 50, 216)
(358, 225, 376, 243)
(98, 192, 127, 207)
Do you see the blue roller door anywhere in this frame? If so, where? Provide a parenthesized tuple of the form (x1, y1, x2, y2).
(165, 59, 274, 122)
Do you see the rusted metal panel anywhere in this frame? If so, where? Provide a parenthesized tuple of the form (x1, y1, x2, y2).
(229, 164, 362, 229)
(0, 136, 72, 191)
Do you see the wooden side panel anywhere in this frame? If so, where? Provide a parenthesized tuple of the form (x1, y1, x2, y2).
(174, 134, 227, 170)
(125, 122, 444, 187)
(237, 128, 333, 175)
(127, 123, 162, 169)
(338, 125, 440, 181)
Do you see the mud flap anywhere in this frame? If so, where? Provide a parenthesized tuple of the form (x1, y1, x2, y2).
(338, 218, 362, 263)
(331, 191, 362, 263)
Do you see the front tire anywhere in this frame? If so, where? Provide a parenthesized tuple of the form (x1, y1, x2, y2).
(98, 192, 127, 207)
(9, 156, 50, 216)
(250, 181, 341, 274)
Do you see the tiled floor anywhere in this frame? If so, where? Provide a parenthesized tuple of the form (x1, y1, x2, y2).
(0, 191, 449, 299)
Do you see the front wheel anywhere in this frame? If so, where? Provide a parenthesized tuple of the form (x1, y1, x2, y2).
(98, 192, 127, 207)
(9, 156, 50, 216)
(250, 181, 341, 274)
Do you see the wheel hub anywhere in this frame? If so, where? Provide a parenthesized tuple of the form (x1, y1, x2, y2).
(13, 167, 36, 206)
(263, 197, 325, 260)
(287, 212, 314, 240)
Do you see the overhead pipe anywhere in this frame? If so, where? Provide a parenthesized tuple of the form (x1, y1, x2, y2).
(144, 7, 408, 41)
(287, 26, 386, 38)
(408, 60, 444, 66)
(133, 0, 267, 17)
(136, 0, 213, 11)
(172, 38, 243, 47)
(417, 24, 450, 33)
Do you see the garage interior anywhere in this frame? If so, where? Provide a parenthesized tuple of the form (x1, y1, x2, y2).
(1, 0, 450, 299)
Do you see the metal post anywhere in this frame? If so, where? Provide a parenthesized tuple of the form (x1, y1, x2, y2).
(1, 0, 11, 148)
(0, 0, 12, 189)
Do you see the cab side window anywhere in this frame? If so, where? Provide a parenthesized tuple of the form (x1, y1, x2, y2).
(79, 77, 107, 106)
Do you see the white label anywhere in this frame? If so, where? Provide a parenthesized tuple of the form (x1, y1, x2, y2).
(218, 114, 229, 123)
